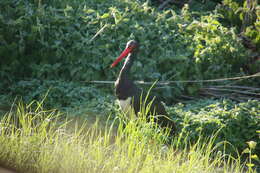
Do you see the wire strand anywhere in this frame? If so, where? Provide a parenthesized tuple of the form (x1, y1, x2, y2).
(84, 73, 260, 85)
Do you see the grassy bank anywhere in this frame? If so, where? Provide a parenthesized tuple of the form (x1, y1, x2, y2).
(1, 0, 259, 172)
(0, 101, 258, 173)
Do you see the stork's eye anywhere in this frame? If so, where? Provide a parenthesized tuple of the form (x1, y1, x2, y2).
(129, 44, 136, 50)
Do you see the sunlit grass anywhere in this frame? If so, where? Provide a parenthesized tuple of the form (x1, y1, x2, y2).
(0, 101, 256, 173)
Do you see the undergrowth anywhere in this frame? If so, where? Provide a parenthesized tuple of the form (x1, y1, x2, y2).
(168, 99, 260, 155)
(0, 101, 258, 173)
(1, 0, 258, 103)
(0, 0, 259, 171)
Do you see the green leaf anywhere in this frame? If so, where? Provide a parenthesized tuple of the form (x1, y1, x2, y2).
(247, 141, 257, 149)
(84, 9, 95, 14)
(251, 154, 259, 161)
(246, 163, 255, 167)
(242, 148, 250, 154)
(100, 13, 110, 19)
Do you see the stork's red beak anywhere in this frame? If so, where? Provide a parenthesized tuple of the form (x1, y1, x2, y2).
(110, 47, 132, 68)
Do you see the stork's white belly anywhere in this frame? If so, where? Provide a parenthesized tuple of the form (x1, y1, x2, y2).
(118, 97, 132, 112)
(118, 97, 136, 119)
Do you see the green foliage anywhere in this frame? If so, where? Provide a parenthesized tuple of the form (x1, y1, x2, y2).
(181, 11, 248, 78)
(0, 3, 258, 173)
(243, 140, 260, 171)
(0, 1, 259, 171)
(8, 79, 103, 108)
(0, 0, 252, 101)
(168, 99, 260, 155)
(0, 101, 254, 173)
(217, 0, 260, 50)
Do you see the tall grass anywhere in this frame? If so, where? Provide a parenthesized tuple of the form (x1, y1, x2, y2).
(0, 101, 255, 173)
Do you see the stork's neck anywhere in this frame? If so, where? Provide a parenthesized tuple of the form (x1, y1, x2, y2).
(118, 53, 135, 81)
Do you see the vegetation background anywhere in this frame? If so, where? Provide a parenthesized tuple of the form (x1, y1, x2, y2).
(0, 0, 259, 172)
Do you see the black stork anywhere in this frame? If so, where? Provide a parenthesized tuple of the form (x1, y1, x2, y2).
(111, 40, 176, 133)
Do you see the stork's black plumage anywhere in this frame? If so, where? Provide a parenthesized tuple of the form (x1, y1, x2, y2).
(111, 40, 176, 133)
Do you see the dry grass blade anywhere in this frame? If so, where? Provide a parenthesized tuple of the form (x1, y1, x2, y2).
(203, 87, 260, 96)
(85, 73, 260, 85)
(207, 85, 260, 91)
(89, 24, 108, 42)
(200, 85, 260, 101)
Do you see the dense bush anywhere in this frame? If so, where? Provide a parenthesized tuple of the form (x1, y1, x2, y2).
(168, 99, 260, 155)
(7, 79, 104, 108)
(217, 0, 259, 50)
(0, 0, 254, 101)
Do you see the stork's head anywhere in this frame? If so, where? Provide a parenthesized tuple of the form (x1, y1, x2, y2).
(111, 40, 139, 68)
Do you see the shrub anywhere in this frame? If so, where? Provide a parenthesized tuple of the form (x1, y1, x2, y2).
(216, 0, 260, 51)
(0, 0, 252, 101)
(168, 99, 260, 155)
(8, 79, 102, 108)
